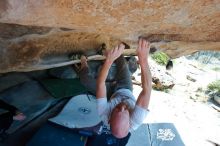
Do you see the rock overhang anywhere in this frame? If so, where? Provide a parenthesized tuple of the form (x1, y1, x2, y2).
(0, 0, 219, 73)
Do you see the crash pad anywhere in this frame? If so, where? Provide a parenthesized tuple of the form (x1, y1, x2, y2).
(27, 122, 87, 146)
(126, 124, 151, 146)
(49, 94, 101, 128)
(127, 123, 185, 146)
(87, 132, 131, 146)
(39, 78, 87, 98)
(148, 123, 185, 146)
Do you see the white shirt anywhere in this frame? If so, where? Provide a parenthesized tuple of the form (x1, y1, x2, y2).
(97, 89, 149, 131)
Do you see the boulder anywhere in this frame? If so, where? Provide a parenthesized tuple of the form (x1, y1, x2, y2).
(150, 65, 175, 90)
(186, 75, 196, 82)
(214, 95, 220, 105)
(0, 0, 219, 73)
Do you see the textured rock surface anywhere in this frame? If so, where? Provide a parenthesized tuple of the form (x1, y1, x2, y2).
(0, 0, 220, 73)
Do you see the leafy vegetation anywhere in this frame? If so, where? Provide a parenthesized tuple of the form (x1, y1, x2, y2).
(212, 67, 220, 71)
(207, 80, 220, 93)
(151, 52, 169, 65)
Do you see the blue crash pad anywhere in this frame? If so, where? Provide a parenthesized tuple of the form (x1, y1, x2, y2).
(148, 123, 185, 146)
(27, 122, 87, 146)
(127, 123, 184, 146)
(87, 132, 131, 146)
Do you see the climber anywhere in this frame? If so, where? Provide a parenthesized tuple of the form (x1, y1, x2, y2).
(77, 38, 152, 138)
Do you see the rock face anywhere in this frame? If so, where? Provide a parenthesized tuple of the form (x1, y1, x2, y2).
(0, 0, 220, 73)
(186, 51, 220, 65)
(150, 63, 175, 91)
